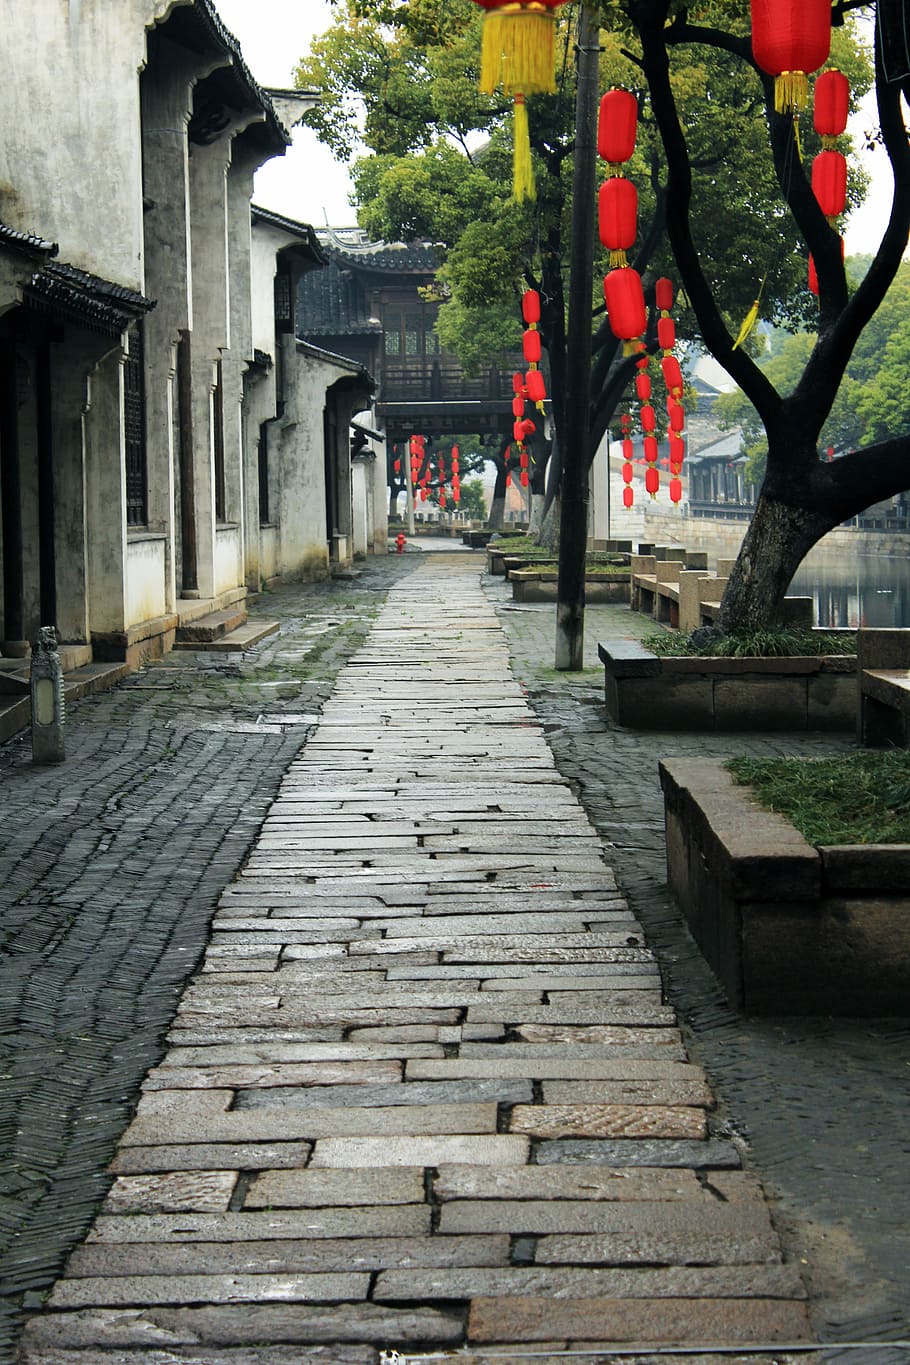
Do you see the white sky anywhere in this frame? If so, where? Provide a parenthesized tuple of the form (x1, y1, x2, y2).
(214, 0, 897, 253)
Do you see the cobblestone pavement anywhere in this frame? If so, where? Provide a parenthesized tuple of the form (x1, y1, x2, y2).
(16, 552, 816, 1364)
(3, 546, 907, 1364)
(0, 555, 416, 1362)
(485, 571, 910, 1364)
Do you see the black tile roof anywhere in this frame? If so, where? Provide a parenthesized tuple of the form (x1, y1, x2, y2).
(316, 227, 441, 275)
(25, 261, 155, 335)
(0, 221, 57, 260)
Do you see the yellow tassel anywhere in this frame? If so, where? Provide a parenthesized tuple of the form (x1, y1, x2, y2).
(732, 298, 760, 351)
(479, 8, 557, 96)
(512, 94, 534, 201)
(774, 71, 809, 114)
(609, 249, 628, 269)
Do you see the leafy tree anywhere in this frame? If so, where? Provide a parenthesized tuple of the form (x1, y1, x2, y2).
(621, 0, 908, 628)
(297, 0, 870, 546)
(458, 477, 488, 519)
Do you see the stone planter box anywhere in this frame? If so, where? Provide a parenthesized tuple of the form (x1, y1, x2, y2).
(510, 570, 631, 604)
(598, 639, 855, 731)
(660, 758, 910, 1014)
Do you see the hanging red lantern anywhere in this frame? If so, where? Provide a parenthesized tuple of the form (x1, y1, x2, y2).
(453, 488, 461, 503)
(393, 458, 400, 473)
(420, 488, 427, 501)
(597, 178, 638, 267)
(439, 491, 446, 508)
(669, 403, 685, 433)
(635, 372, 651, 401)
(645, 465, 660, 498)
(526, 369, 546, 402)
(661, 355, 683, 394)
(522, 328, 542, 364)
(622, 485, 634, 509)
(598, 88, 638, 166)
(519, 450, 529, 469)
(751, 0, 831, 113)
(622, 437, 634, 460)
(522, 289, 541, 324)
(669, 476, 683, 504)
(505, 471, 512, 487)
(621, 461, 634, 484)
(812, 149, 847, 221)
(643, 435, 658, 463)
(655, 277, 674, 312)
(640, 404, 656, 433)
(814, 69, 849, 143)
(808, 234, 845, 294)
(520, 469, 529, 487)
(658, 316, 676, 351)
(669, 432, 685, 466)
(512, 395, 525, 418)
(512, 371, 525, 394)
(604, 267, 646, 340)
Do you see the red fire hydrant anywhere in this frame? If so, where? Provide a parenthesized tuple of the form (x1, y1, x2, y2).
(395, 532, 406, 555)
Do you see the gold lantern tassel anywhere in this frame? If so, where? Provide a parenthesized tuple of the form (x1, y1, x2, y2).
(480, 6, 557, 96)
(513, 94, 534, 201)
(775, 70, 809, 114)
(732, 274, 766, 351)
(609, 249, 628, 268)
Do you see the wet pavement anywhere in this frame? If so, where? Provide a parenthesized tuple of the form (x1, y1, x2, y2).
(1, 544, 907, 1363)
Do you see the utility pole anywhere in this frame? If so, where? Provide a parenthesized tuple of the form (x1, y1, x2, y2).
(555, 2, 599, 670)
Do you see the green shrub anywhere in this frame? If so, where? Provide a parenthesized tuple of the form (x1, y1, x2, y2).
(728, 751, 910, 845)
(642, 627, 856, 658)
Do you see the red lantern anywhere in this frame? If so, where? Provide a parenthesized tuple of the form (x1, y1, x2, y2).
(645, 465, 660, 498)
(598, 88, 637, 164)
(669, 476, 683, 504)
(655, 277, 674, 312)
(658, 316, 676, 351)
(669, 403, 685, 433)
(635, 372, 651, 401)
(526, 369, 547, 402)
(640, 404, 656, 433)
(505, 471, 512, 487)
(512, 371, 525, 394)
(751, 0, 831, 113)
(644, 435, 658, 463)
(520, 469, 529, 487)
(512, 395, 525, 417)
(598, 178, 638, 267)
(393, 459, 400, 473)
(439, 491, 446, 508)
(622, 485, 634, 509)
(513, 419, 524, 443)
(622, 437, 634, 460)
(453, 488, 461, 503)
(669, 433, 685, 466)
(522, 289, 541, 323)
(604, 267, 646, 340)
(814, 69, 849, 140)
(661, 355, 683, 394)
(812, 149, 847, 220)
(522, 328, 542, 364)
(519, 450, 529, 469)
(622, 461, 634, 484)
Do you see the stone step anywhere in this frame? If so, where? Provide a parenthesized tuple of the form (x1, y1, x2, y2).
(174, 607, 248, 644)
(0, 662, 129, 744)
(177, 619, 279, 653)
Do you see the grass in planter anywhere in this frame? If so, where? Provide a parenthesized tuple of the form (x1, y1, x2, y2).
(728, 751, 910, 845)
(641, 626, 856, 658)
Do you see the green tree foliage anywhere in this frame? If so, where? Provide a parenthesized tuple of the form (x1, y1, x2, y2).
(297, 0, 871, 472)
(714, 261, 910, 484)
(458, 477, 488, 519)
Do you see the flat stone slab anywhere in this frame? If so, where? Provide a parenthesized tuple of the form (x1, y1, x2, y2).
(20, 1303, 464, 1349)
(244, 1168, 425, 1208)
(122, 1103, 500, 1146)
(65, 1235, 512, 1279)
(405, 1058, 703, 1081)
(88, 1208, 433, 1243)
(432, 1165, 705, 1202)
(103, 1172, 238, 1215)
(375, 1263, 807, 1301)
(20, 1348, 375, 1365)
(535, 1138, 742, 1168)
(466, 1295, 811, 1345)
(235, 1078, 533, 1111)
(310, 1135, 530, 1168)
(48, 1271, 371, 1308)
(110, 1143, 314, 1174)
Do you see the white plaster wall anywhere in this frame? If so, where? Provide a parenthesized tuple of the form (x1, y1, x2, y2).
(260, 525, 279, 581)
(250, 222, 293, 356)
(126, 536, 168, 627)
(0, 1, 175, 289)
(352, 461, 368, 558)
(214, 525, 242, 595)
(275, 349, 341, 579)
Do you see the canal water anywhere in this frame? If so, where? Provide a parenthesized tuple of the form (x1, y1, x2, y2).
(792, 551, 910, 629)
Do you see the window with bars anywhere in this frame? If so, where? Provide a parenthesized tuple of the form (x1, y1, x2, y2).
(124, 324, 147, 526)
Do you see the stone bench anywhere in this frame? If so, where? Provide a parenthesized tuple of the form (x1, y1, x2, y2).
(858, 628, 910, 746)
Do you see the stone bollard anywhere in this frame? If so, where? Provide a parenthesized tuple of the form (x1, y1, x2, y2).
(31, 626, 65, 764)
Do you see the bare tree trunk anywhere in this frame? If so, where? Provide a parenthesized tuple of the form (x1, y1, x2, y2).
(488, 463, 508, 531)
(719, 491, 834, 631)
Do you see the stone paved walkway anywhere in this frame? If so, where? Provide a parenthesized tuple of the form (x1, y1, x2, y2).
(18, 557, 813, 1363)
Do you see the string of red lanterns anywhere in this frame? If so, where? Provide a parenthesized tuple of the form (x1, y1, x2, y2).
(808, 68, 850, 296)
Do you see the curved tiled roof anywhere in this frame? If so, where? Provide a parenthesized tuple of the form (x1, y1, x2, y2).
(316, 227, 441, 274)
(25, 262, 154, 335)
(0, 222, 57, 259)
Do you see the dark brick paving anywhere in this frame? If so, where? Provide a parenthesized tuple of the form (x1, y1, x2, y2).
(486, 573, 910, 1365)
(0, 555, 415, 1363)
